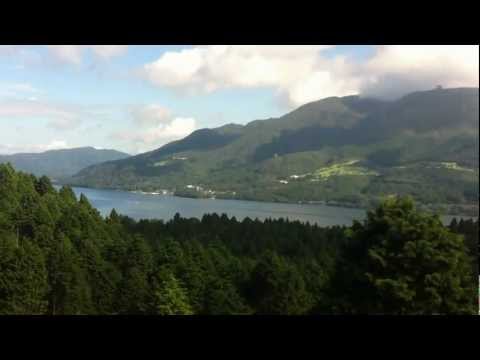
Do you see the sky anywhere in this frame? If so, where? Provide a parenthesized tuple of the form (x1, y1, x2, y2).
(0, 45, 478, 155)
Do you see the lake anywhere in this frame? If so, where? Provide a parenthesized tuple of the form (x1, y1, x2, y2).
(63, 186, 469, 226)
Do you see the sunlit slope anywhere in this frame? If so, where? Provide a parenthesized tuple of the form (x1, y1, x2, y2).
(68, 87, 479, 210)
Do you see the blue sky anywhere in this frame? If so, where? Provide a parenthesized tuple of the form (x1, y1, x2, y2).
(0, 45, 477, 154)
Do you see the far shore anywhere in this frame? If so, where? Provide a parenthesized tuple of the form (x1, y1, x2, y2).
(54, 182, 479, 219)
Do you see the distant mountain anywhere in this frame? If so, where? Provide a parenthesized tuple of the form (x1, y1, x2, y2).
(68, 88, 479, 214)
(0, 147, 130, 180)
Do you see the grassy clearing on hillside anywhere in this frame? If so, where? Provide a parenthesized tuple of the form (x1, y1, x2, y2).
(437, 162, 475, 172)
(153, 160, 169, 167)
(313, 160, 379, 179)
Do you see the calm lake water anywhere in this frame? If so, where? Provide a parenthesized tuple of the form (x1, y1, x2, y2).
(61, 186, 469, 226)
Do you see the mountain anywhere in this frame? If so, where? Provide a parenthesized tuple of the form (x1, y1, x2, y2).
(0, 147, 130, 180)
(68, 88, 479, 214)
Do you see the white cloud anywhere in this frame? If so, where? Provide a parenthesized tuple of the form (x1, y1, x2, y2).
(47, 45, 84, 65)
(365, 45, 478, 75)
(46, 45, 129, 65)
(0, 100, 75, 119)
(0, 45, 25, 56)
(142, 45, 340, 104)
(90, 45, 128, 59)
(131, 104, 172, 127)
(0, 140, 69, 155)
(1, 45, 128, 68)
(116, 117, 196, 146)
(153, 117, 196, 139)
(142, 45, 359, 105)
(44, 140, 69, 150)
(0, 99, 82, 130)
(142, 45, 479, 106)
(112, 107, 196, 154)
(360, 45, 480, 99)
(0, 46, 44, 68)
(287, 69, 360, 106)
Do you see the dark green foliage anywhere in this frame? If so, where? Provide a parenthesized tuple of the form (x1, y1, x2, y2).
(0, 238, 48, 314)
(115, 235, 153, 314)
(0, 165, 476, 314)
(47, 234, 93, 315)
(150, 267, 193, 315)
(449, 217, 479, 279)
(248, 251, 313, 314)
(148, 128, 242, 159)
(35, 176, 54, 196)
(329, 197, 477, 314)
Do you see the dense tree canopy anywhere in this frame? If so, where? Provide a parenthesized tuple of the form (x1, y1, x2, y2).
(0, 164, 477, 315)
(329, 197, 476, 314)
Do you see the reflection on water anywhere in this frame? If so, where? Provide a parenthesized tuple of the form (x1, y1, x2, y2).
(54, 185, 471, 226)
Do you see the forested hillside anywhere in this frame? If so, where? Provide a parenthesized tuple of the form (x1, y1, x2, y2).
(0, 163, 477, 315)
(69, 88, 479, 214)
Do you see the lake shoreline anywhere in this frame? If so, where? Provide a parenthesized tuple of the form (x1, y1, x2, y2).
(55, 183, 478, 224)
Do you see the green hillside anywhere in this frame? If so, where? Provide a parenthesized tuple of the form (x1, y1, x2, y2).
(0, 147, 130, 180)
(67, 88, 479, 214)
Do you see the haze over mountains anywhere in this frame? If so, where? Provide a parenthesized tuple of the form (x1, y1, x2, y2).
(0, 147, 130, 180)
(66, 87, 479, 213)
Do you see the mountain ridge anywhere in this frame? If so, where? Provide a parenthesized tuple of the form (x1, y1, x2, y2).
(67, 87, 479, 214)
(0, 146, 130, 180)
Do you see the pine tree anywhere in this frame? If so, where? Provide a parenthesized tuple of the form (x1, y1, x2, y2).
(331, 197, 476, 314)
(150, 268, 193, 315)
(116, 236, 153, 314)
(35, 176, 54, 196)
(0, 239, 48, 314)
(248, 251, 313, 314)
(47, 234, 93, 315)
